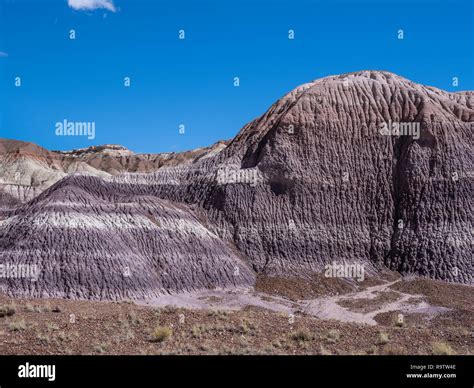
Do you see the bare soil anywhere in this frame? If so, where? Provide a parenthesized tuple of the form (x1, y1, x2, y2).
(0, 276, 472, 355)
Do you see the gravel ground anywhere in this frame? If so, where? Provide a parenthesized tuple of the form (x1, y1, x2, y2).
(0, 276, 472, 355)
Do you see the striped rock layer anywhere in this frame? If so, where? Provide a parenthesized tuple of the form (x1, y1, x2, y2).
(0, 71, 472, 299)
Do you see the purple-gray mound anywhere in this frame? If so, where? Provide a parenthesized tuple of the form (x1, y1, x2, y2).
(0, 176, 255, 299)
(0, 71, 472, 300)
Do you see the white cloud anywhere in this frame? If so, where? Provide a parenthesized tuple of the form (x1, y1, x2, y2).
(68, 0, 116, 12)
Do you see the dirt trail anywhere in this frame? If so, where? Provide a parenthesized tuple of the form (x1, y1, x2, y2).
(300, 280, 449, 325)
(138, 287, 295, 314)
(138, 279, 450, 326)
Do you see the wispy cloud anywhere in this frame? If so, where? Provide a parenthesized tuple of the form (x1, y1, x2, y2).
(68, 0, 116, 12)
(0, 52, 8, 58)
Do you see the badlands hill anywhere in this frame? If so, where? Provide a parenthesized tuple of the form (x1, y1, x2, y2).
(0, 71, 472, 300)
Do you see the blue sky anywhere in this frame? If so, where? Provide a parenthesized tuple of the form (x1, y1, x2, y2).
(0, 0, 473, 153)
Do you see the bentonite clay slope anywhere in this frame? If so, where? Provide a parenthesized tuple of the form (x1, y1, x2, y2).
(0, 175, 254, 299)
(211, 71, 473, 283)
(0, 71, 472, 301)
(106, 71, 472, 283)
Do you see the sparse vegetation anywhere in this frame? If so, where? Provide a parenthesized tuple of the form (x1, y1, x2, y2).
(8, 319, 27, 332)
(326, 329, 340, 343)
(126, 311, 141, 325)
(382, 343, 407, 355)
(207, 310, 229, 320)
(432, 341, 456, 355)
(290, 329, 313, 342)
(378, 331, 389, 345)
(239, 319, 251, 334)
(272, 340, 282, 349)
(241, 317, 257, 331)
(57, 331, 69, 342)
(122, 327, 135, 341)
(319, 345, 332, 355)
(25, 304, 51, 313)
(38, 303, 51, 313)
(366, 346, 378, 355)
(36, 333, 50, 344)
(150, 326, 172, 343)
(93, 343, 109, 354)
(191, 325, 203, 339)
(0, 305, 15, 318)
(46, 322, 59, 332)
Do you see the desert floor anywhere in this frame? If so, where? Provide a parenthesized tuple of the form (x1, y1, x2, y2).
(1, 272, 472, 355)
